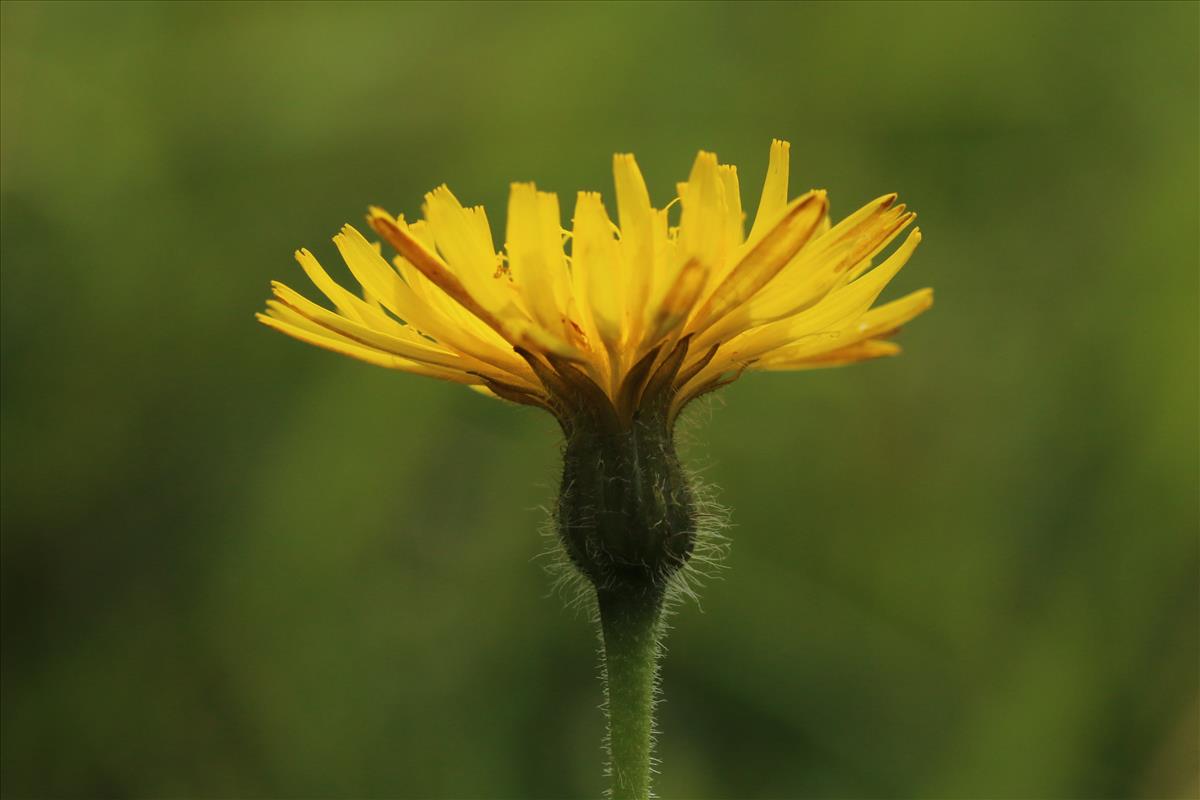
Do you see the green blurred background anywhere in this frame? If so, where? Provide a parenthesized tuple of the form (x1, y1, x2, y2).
(2, 1, 1197, 798)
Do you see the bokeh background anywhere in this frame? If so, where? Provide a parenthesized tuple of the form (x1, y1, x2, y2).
(2, 2, 1197, 798)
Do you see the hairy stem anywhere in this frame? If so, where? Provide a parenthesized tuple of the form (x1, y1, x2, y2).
(597, 586, 665, 800)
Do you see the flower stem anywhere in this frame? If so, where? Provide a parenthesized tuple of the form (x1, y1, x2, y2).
(597, 585, 665, 800)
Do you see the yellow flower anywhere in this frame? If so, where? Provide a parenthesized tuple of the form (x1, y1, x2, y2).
(259, 142, 934, 790)
(257, 140, 931, 428)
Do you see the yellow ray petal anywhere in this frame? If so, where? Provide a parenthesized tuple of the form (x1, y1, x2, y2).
(262, 298, 330, 336)
(717, 164, 745, 252)
(420, 189, 552, 344)
(688, 189, 828, 340)
(705, 228, 923, 371)
(613, 153, 653, 323)
(853, 287, 934, 339)
(369, 208, 581, 361)
(423, 186, 488, 272)
(256, 311, 481, 385)
(746, 139, 790, 244)
(755, 288, 932, 364)
(506, 182, 573, 341)
(269, 282, 477, 371)
(678, 151, 730, 271)
(781, 227, 922, 336)
(423, 185, 512, 315)
(269, 280, 535, 389)
(746, 194, 913, 324)
(334, 224, 528, 376)
(369, 207, 507, 332)
(758, 339, 903, 370)
(646, 258, 708, 346)
(293, 248, 368, 325)
(571, 191, 624, 352)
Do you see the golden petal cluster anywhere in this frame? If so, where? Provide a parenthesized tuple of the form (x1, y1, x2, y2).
(258, 140, 931, 426)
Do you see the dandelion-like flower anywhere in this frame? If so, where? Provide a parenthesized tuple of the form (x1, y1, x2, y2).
(257, 140, 931, 798)
(260, 140, 927, 418)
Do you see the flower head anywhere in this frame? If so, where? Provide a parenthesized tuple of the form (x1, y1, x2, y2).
(257, 140, 931, 433)
(259, 141, 932, 591)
